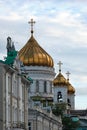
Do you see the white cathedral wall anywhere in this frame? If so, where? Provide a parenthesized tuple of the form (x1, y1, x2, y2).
(39, 80, 44, 93)
(23, 66, 55, 80)
(68, 94, 75, 109)
(29, 79, 53, 97)
(23, 66, 55, 98)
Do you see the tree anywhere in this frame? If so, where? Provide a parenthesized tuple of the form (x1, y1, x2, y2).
(52, 103, 80, 130)
(52, 103, 66, 116)
(62, 116, 80, 130)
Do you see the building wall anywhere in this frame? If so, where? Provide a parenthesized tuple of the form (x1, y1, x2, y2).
(0, 65, 5, 130)
(0, 62, 29, 130)
(22, 66, 55, 99)
(28, 108, 62, 130)
(68, 94, 75, 109)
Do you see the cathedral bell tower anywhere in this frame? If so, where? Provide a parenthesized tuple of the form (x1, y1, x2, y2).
(53, 61, 68, 104)
(53, 61, 75, 110)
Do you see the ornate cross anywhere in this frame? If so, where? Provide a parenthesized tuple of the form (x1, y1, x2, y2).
(28, 18, 35, 35)
(66, 71, 71, 81)
(57, 61, 63, 73)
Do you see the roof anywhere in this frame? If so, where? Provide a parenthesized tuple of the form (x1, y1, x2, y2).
(67, 82, 75, 94)
(53, 73, 68, 86)
(19, 35, 54, 67)
(53, 72, 75, 94)
(79, 119, 87, 127)
(70, 110, 87, 116)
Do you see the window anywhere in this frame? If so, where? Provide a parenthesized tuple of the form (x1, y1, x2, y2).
(8, 76, 11, 93)
(8, 105, 10, 122)
(14, 80, 17, 97)
(44, 81, 47, 93)
(67, 98, 70, 103)
(36, 80, 39, 92)
(14, 108, 17, 122)
(50, 82, 52, 93)
(57, 91, 63, 102)
(28, 84, 32, 93)
(22, 85, 24, 100)
(22, 111, 24, 122)
(67, 98, 71, 107)
(28, 122, 31, 130)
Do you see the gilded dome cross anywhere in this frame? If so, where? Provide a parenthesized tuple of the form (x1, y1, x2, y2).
(57, 61, 63, 73)
(66, 71, 71, 81)
(28, 18, 35, 35)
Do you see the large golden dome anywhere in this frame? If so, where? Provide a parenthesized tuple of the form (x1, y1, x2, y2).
(53, 73, 68, 86)
(18, 35, 54, 67)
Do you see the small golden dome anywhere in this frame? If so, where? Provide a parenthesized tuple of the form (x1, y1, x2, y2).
(18, 36, 54, 67)
(53, 73, 68, 86)
(67, 82, 75, 94)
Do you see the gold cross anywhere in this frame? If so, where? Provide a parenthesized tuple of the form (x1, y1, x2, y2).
(57, 61, 63, 73)
(66, 71, 71, 81)
(28, 19, 35, 35)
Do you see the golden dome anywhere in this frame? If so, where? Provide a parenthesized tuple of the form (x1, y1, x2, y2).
(18, 36, 54, 67)
(53, 73, 68, 86)
(53, 73, 75, 94)
(67, 82, 75, 94)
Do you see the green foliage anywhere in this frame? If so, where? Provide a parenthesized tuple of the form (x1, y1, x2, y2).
(52, 103, 80, 130)
(52, 103, 66, 116)
(31, 95, 42, 101)
(62, 116, 80, 130)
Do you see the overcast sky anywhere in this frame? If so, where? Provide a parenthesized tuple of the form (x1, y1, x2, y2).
(0, 0, 87, 109)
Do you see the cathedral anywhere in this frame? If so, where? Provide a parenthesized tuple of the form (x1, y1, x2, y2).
(18, 19, 75, 130)
(18, 19, 75, 111)
(0, 19, 76, 130)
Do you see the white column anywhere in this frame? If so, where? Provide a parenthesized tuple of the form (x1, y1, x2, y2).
(19, 78, 22, 121)
(5, 73, 8, 127)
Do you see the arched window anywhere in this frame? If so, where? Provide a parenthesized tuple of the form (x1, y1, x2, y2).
(57, 91, 63, 102)
(67, 98, 71, 107)
(44, 81, 47, 93)
(36, 80, 39, 92)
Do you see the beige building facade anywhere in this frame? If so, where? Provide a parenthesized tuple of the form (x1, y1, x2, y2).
(28, 108, 62, 130)
(0, 45, 30, 130)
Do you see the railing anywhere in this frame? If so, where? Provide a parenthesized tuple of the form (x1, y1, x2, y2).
(32, 106, 62, 123)
(8, 121, 26, 129)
